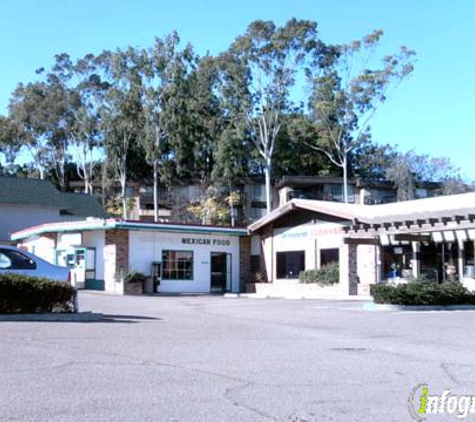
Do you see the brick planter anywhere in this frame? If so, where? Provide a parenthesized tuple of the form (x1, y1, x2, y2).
(124, 282, 143, 295)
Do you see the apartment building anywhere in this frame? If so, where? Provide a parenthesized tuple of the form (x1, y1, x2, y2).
(71, 176, 440, 225)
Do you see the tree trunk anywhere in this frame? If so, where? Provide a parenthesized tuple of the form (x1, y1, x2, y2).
(342, 155, 348, 204)
(264, 157, 272, 214)
(121, 174, 127, 220)
(153, 159, 159, 223)
(229, 185, 235, 227)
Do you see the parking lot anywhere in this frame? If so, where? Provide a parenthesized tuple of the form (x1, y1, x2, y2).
(1, 292, 475, 421)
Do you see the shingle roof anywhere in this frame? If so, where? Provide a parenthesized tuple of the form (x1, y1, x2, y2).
(60, 192, 108, 218)
(0, 176, 107, 218)
(0, 177, 64, 208)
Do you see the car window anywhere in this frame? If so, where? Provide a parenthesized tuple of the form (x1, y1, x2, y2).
(0, 252, 11, 269)
(0, 249, 37, 270)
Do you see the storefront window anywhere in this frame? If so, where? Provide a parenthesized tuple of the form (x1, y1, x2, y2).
(320, 248, 339, 266)
(276, 251, 305, 279)
(464, 241, 475, 278)
(162, 251, 193, 280)
(383, 245, 413, 279)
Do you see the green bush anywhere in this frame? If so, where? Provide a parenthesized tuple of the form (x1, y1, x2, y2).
(371, 279, 475, 306)
(0, 274, 76, 314)
(299, 262, 340, 286)
(124, 271, 146, 284)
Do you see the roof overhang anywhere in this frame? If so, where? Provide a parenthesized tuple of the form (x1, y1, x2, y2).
(11, 219, 248, 241)
(248, 199, 362, 233)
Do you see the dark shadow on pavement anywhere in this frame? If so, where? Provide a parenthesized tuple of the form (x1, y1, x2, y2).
(0, 312, 162, 324)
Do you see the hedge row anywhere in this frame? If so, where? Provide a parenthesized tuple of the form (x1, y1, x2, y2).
(0, 273, 76, 314)
(371, 280, 475, 306)
(299, 262, 340, 285)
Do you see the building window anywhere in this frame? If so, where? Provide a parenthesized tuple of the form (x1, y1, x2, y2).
(276, 251, 305, 279)
(253, 184, 266, 201)
(320, 248, 339, 266)
(383, 245, 413, 278)
(464, 241, 475, 278)
(162, 251, 193, 280)
(251, 207, 267, 220)
(125, 186, 135, 198)
(415, 188, 428, 199)
(323, 184, 355, 203)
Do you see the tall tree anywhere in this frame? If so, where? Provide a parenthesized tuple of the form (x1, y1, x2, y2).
(216, 19, 319, 213)
(386, 150, 472, 200)
(63, 53, 109, 194)
(99, 48, 144, 219)
(139, 32, 194, 222)
(272, 113, 337, 177)
(9, 82, 51, 180)
(0, 116, 20, 172)
(307, 30, 415, 202)
(8, 65, 74, 190)
(348, 138, 398, 180)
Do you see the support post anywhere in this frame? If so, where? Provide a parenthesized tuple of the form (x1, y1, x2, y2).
(340, 243, 358, 295)
(458, 239, 465, 282)
(411, 241, 421, 279)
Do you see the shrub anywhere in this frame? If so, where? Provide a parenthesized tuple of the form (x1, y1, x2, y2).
(0, 273, 76, 314)
(299, 262, 340, 286)
(124, 271, 146, 284)
(371, 279, 475, 306)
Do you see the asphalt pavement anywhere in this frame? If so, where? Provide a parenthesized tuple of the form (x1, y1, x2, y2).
(1, 292, 475, 421)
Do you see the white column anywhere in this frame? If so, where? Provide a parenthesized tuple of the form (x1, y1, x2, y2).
(411, 241, 420, 279)
(458, 239, 465, 282)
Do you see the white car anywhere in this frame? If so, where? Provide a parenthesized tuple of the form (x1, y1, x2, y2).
(0, 245, 70, 282)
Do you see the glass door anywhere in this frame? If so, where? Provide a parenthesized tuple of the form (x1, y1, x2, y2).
(210, 253, 232, 293)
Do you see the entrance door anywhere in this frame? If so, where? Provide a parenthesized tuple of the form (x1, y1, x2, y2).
(210, 253, 232, 293)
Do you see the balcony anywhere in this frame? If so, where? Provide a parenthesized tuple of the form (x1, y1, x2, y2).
(139, 192, 171, 210)
(287, 190, 355, 204)
(364, 195, 397, 205)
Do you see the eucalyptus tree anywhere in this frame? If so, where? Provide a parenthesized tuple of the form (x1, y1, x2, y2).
(59, 53, 108, 194)
(386, 150, 470, 200)
(8, 82, 52, 180)
(184, 55, 224, 181)
(307, 30, 416, 202)
(0, 115, 20, 172)
(41, 70, 74, 190)
(8, 63, 74, 190)
(139, 32, 195, 222)
(99, 47, 145, 219)
(215, 19, 319, 213)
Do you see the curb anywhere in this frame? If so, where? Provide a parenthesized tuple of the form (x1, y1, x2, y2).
(241, 293, 373, 301)
(363, 302, 475, 311)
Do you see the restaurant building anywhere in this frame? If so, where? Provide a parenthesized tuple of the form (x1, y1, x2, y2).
(12, 219, 248, 294)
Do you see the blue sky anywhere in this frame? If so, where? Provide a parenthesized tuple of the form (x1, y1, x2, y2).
(1, 0, 474, 178)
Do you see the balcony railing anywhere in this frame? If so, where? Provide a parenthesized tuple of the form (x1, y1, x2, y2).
(139, 192, 171, 208)
(287, 190, 355, 204)
(364, 196, 397, 205)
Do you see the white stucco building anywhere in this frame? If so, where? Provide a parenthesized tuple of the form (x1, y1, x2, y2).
(12, 219, 249, 294)
(248, 193, 475, 297)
